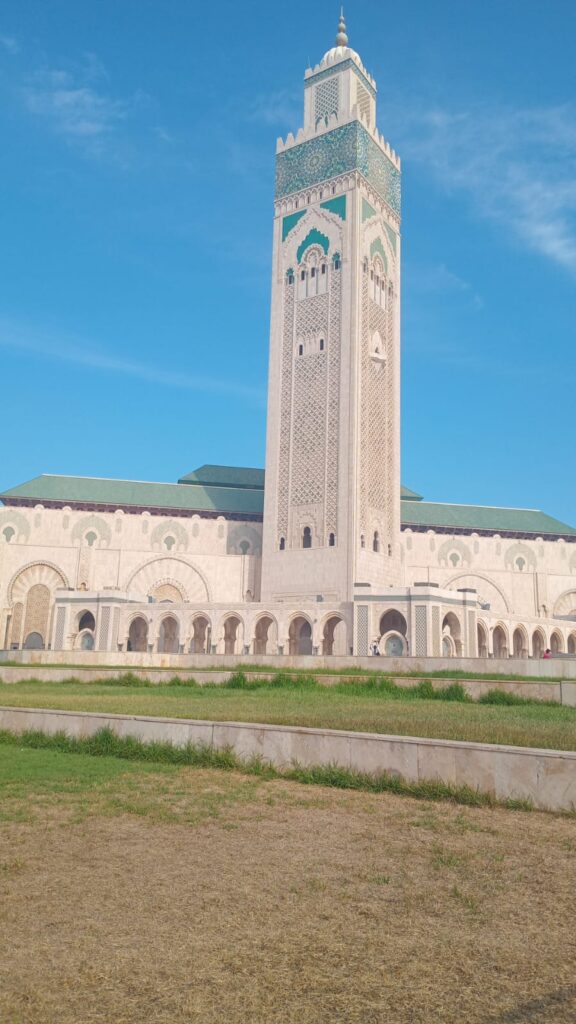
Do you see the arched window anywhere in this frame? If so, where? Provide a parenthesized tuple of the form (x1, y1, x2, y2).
(302, 526, 312, 549)
(85, 531, 97, 547)
(164, 536, 176, 551)
(2, 526, 15, 543)
(286, 269, 294, 285)
(333, 253, 341, 270)
(373, 531, 380, 553)
(319, 338, 325, 351)
(328, 533, 335, 547)
(360, 534, 365, 549)
(239, 540, 250, 555)
(515, 557, 526, 572)
(279, 536, 286, 551)
(78, 611, 95, 632)
(300, 269, 306, 281)
(298, 343, 304, 356)
(449, 552, 460, 567)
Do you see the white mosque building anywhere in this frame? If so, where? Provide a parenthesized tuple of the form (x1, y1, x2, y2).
(1, 16, 576, 662)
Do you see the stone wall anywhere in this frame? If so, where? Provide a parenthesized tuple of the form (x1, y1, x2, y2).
(1, 706, 574, 812)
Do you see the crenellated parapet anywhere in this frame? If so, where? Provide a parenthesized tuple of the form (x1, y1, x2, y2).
(275, 106, 400, 169)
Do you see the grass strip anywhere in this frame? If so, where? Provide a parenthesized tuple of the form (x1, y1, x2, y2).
(0, 660, 565, 682)
(2, 670, 563, 708)
(0, 726, 535, 812)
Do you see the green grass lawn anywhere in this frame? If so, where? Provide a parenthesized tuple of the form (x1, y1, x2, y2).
(2, 675, 576, 750)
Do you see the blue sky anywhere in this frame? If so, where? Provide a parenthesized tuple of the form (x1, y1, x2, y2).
(1, 0, 575, 522)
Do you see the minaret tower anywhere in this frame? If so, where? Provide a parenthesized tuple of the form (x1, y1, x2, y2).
(261, 13, 402, 612)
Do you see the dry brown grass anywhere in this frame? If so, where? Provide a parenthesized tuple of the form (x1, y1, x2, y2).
(1, 755, 575, 1023)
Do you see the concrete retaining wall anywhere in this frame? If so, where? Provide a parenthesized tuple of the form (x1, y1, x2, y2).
(2, 649, 576, 679)
(1, 705, 575, 812)
(1, 664, 575, 705)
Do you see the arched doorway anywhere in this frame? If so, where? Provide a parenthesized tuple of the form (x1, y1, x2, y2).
(493, 625, 508, 659)
(382, 632, 406, 656)
(190, 616, 210, 654)
(477, 622, 488, 659)
(23, 584, 51, 652)
(128, 617, 148, 653)
(289, 616, 313, 656)
(442, 613, 462, 657)
(253, 616, 277, 655)
(23, 631, 44, 650)
(80, 631, 95, 651)
(550, 631, 563, 655)
(223, 616, 242, 655)
(158, 616, 179, 654)
(532, 629, 545, 659)
(512, 627, 528, 658)
(322, 616, 347, 656)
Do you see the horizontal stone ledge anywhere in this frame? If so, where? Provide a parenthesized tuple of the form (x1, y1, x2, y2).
(1, 705, 575, 813)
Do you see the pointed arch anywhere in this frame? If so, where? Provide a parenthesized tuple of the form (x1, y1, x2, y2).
(443, 573, 510, 614)
(126, 557, 210, 603)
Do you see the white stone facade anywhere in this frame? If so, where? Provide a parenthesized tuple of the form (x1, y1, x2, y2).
(1, 21, 575, 662)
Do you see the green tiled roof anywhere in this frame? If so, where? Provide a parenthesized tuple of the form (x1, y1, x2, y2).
(2, 469, 574, 538)
(0, 475, 264, 518)
(179, 466, 420, 500)
(400, 500, 576, 537)
(178, 465, 265, 490)
(400, 485, 422, 502)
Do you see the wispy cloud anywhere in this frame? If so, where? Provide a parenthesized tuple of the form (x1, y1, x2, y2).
(389, 101, 576, 274)
(245, 88, 300, 128)
(0, 324, 265, 405)
(407, 263, 483, 310)
(20, 57, 145, 159)
(0, 32, 19, 54)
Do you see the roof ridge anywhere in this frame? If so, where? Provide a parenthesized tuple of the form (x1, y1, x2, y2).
(410, 499, 542, 513)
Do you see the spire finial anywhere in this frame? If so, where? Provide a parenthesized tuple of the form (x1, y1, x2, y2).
(335, 7, 348, 47)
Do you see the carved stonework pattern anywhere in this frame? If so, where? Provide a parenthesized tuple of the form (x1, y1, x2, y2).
(277, 282, 295, 538)
(359, 268, 396, 543)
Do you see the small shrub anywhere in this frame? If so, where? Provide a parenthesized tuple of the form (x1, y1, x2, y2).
(477, 689, 557, 707)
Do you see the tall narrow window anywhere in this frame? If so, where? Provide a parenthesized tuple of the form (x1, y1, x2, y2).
(279, 537, 285, 551)
(298, 344, 303, 356)
(303, 526, 312, 549)
(286, 269, 294, 285)
(373, 531, 380, 553)
(319, 338, 325, 351)
(360, 534, 365, 549)
(333, 255, 341, 270)
(328, 533, 335, 547)
(321, 263, 326, 275)
(301, 269, 306, 281)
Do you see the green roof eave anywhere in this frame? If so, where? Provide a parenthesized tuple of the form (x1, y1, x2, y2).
(0, 475, 264, 518)
(400, 500, 576, 538)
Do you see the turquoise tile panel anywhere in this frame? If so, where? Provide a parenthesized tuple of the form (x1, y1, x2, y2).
(282, 209, 307, 241)
(320, 194, 347, 220)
